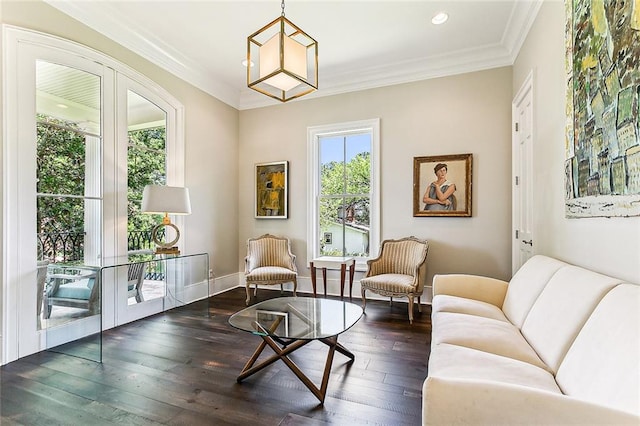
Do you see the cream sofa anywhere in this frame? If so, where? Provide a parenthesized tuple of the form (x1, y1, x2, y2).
(423, 255, 640, 425)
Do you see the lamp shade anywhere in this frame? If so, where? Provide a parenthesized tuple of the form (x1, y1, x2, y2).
(141, 185, 191, 215)
(259, 32, 307, 91)
(247, 14, 318, 102)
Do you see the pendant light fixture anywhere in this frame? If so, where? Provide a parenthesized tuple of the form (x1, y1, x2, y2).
(247, 0, 318, 102)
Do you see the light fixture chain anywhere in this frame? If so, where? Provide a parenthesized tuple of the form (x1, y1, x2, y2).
(281, 0, 286, 16)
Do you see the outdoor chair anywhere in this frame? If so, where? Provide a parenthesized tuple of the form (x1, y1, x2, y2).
(360, 236, 429, 323)
(244, 234, 298, 305)
(36, 260, 50, 327)
(44, 266, 100, 319)
(127, 262, 146, 303)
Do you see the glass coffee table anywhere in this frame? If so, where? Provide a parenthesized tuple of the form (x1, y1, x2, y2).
(229, 297, 363, 404)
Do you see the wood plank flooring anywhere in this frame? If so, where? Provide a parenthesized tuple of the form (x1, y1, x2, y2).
(1, 288, 431, 425)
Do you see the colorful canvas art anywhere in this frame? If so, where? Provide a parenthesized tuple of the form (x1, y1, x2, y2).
(255, 161, 288, 219)
(565, 0, 640, 217)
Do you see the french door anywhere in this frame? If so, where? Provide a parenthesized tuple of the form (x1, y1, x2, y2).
(2, 27, 184, 364)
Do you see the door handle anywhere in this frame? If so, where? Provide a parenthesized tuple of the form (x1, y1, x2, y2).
(522, 240, 533, 246)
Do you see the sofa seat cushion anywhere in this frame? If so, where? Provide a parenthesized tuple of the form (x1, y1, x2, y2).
(245, 266, 296, 283)
(360, 273, 416, 293)
(432, 312, 549, 371)
(428, 343, 561, 393)
(432, 294, 509, 322)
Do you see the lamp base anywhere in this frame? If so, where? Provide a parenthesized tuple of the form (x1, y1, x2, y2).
(155, 246, 180, 255)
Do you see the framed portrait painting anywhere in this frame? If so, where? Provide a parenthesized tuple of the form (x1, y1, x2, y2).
(413, 153, 472, 217)
(255, 161, 288, 219)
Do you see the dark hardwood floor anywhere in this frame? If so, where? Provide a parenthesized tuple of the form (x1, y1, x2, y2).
(1, 288, 431, 425)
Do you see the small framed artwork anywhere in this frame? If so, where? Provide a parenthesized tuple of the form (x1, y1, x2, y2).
(255, 161, 288, 219)
(413, 153, 472, 217)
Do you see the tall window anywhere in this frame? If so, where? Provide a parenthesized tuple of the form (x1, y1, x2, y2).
(308, 119, 380, 267)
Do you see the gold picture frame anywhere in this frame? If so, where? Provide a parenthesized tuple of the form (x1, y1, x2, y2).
(413, 154, 472, 217)
(255, 161, 288, 219)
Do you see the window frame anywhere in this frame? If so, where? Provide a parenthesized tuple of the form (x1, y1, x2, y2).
(307, 119, 380, 270)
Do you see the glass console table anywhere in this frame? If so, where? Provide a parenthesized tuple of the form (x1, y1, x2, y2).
(229, 297, 363, 404)
(42, 252, 209, 363)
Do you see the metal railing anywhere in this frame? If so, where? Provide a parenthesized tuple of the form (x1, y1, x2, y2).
(37, 232, 84, 263)
(38, 229, 162, 264)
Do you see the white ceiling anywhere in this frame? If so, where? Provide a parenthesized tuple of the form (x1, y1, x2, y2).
(45, 0, 542, 110)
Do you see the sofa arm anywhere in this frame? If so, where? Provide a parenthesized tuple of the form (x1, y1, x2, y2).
(432, 274, 508, 308)
(422, 377, 640, 425)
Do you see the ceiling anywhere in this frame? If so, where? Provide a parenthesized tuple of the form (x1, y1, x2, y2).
(45, 0, 542, 110)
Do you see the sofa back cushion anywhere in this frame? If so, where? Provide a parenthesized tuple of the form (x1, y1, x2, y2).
(555, 284, 640, 416)
(520, 266, 622, 373)
(502, 255, 566, 328)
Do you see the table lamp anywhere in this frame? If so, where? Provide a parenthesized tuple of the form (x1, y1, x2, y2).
(141, 185, 191, 255)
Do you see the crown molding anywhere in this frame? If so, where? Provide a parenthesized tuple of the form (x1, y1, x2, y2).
(46, 0, 543, 111)
(502, 0, 544, 63)
(44, 0, 242, 109)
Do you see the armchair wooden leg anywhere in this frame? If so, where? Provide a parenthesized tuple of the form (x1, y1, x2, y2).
(292, 279, 297, 297)
(418, 296, 422, 313)
(408, 296, 414, 324)
(245, 284, 251, 305)
(361, 288, 367, 313)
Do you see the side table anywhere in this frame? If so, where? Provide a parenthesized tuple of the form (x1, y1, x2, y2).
(310, 256, 355, 300)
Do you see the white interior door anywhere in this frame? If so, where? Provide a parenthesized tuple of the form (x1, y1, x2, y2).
(512, 72, 535, 274)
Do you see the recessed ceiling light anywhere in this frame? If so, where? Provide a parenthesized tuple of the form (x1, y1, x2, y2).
(56, 103, 68, 109)
(432, 12, 449, 25)
(241, 59, 254, 67)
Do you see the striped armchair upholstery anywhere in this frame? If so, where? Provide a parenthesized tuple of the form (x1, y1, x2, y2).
(244, 234, 298, 305)
(360, 236, 429, 323)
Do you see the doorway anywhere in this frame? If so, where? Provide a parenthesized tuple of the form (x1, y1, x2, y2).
(512, 72, 535, 274)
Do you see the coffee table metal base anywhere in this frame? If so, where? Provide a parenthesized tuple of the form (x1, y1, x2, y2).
(237, 333, 355, 404)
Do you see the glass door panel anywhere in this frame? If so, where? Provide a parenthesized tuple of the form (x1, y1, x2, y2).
(36, 60, 103, 361)
(119, 90, 168, 324)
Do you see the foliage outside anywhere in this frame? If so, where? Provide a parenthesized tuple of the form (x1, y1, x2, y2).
(319, 151, 371, 257)
(36, 116, 166, 261)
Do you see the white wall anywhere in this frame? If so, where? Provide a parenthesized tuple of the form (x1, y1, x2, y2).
(240, 67, 515, 297)
(513, 0, 640, 284)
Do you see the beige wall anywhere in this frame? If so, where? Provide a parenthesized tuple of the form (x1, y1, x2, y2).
(513, 0, 639, 284)
(240, 67, 515, 293)
(5, 0, 635, 305)
(0, 0, 240, 278)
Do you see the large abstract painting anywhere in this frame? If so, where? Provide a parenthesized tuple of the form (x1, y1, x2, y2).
(565, 0, 640, 217)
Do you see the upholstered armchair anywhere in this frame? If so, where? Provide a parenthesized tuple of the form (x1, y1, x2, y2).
(244, 234, 298, 305)
(360, 236, 429, 323)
